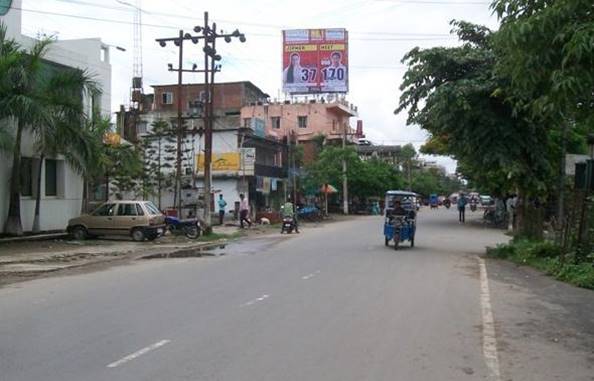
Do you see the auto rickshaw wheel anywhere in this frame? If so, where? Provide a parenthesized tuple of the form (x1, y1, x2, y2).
(410, 235, 415, 247)
(385, 237, 389, 246)
(393, 235, 399, 250)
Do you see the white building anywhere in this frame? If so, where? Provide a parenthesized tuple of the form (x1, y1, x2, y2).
(0, 0, 112, 233)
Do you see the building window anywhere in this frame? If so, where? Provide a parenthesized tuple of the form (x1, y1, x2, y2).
(45, 159, 58, 197)
(243, 118, 251, 128)
(162, 92, 173, 105)
(298, 116, 308, 128)
(136, 122, 147, 135)
(20, 157, 33, 197)
(271, 116, 281, 129)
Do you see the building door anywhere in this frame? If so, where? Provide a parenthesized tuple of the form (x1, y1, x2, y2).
(113, 203, 140, 235)
(88, 203, 116, 235)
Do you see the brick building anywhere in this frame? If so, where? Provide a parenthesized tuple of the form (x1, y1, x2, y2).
(240, 97, 359, 164)
(116, 81, 289, 220)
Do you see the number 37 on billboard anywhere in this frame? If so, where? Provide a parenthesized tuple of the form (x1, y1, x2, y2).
(282, 28, 348, 95)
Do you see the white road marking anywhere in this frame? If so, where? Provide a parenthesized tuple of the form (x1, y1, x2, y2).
(240, 294, 270, 307)
(107, 339, 171, 368)
(478, 257, 502, 381)
(301, 270, 321, 280)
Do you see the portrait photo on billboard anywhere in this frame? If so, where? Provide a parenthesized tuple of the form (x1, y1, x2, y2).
(321, 50, 348, 93)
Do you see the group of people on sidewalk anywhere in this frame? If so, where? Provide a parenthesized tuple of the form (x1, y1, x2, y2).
(216, 193, 299, 232)
(217, 193, 253, 229)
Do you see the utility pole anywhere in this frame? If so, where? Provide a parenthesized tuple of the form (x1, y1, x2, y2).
(342, 123, 349, 215)
(157, 13, 245, 227)
(156, 30, 203, 216)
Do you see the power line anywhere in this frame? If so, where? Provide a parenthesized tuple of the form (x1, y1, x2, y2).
(39, 0, 461, 37)
(16, 6, 460, 42)
(375, 0, 490, 4)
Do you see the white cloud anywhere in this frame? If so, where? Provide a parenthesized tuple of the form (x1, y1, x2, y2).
(20, 0, 498, 173)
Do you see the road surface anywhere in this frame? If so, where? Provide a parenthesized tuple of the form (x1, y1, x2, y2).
(1, 209, 593, 380)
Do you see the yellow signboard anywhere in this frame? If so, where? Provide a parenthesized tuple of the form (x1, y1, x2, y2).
(196, 152, 241, 172)
(103, 132, 121, 146)
(284, 44, 318, 52)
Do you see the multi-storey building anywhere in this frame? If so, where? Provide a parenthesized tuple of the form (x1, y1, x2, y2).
(117, 82, 289, 219)
(0, 1, 112, 233)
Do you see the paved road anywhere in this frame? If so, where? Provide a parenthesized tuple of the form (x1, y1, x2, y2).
(1, 209, 593, 380)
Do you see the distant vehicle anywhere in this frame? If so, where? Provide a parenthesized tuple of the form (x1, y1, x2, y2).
(67, 200, 166, 241)
(430, 194, 439, 209)
(479, 195, 494, 207)
(356, 138, 372, 145)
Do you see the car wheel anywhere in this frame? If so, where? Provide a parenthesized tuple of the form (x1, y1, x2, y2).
(71, 226, 87, 241)
(132, 228, 145, 242)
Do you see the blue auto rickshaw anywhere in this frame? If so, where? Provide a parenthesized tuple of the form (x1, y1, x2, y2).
(430, 193, 439, 209)
(383, 191, 417, 250)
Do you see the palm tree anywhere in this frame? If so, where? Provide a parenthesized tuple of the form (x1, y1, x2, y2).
(30, 69, 97, 232)
(0, 24, 54, 235)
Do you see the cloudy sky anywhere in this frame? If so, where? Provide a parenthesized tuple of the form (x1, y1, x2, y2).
(18, 0, 499, 172)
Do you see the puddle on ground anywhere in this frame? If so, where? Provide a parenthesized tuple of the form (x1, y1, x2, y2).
(140, 245, 226, 259)
(139, 236, 285, 260)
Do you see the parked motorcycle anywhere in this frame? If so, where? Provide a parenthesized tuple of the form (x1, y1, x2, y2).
(443, 199, 451, 209)
(165, 216, 202, 239)
(280, 216, 296, 234)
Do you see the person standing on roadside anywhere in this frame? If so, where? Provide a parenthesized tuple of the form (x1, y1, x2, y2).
(239, 193, 252, 229)
(217, 194, 227, 225)
(457, 193, 467, 223)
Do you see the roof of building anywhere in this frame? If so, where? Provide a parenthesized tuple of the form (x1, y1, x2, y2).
(356, 145, 402, 154)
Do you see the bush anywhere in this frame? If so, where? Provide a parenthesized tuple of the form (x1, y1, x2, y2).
(486, 239, 594, 290)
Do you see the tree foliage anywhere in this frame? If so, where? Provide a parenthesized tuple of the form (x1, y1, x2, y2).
(396, 20, 553, 197)
(492, 0, 594, 125)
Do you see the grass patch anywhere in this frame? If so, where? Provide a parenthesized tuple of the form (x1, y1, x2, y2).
(487, 239, 594, 290)
(197, 231, 243, 242)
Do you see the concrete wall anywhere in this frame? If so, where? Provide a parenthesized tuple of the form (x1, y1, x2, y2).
(1, 0, 21, 39)
(152, 82, 267, 114)
(240, 102, 356, 142)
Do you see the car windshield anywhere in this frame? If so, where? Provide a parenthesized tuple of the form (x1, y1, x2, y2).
(144, 201, 161, 215)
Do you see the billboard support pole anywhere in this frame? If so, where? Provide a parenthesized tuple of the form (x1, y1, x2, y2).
(342, 123, 349, 215)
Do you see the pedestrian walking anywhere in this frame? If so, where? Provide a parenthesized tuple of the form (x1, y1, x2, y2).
(218, 194, 227, 225)
(457, 193, 467, 223)
(239, 193, 252, 228)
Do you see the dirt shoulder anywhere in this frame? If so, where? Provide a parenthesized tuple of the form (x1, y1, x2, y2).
(0, 215, 353, 287)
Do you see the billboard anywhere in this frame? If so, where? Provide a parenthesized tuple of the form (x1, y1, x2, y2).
(282, 28, 348, 94)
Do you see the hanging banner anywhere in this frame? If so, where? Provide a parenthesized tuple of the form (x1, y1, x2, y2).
(240, 147, 256, 176)
(262, 177, 271, 195)
(282, 28, 348, 94)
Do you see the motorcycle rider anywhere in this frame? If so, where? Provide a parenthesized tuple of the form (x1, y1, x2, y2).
(281, 196, 300, 233)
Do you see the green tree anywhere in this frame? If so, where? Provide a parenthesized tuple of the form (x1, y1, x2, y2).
(492, 0, 594, 125)
(396, 20, 553, 206)
(141, 119, 175, 208)
(0, 25, 65, 235)
(30, 67, 97, 232)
